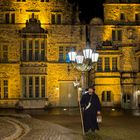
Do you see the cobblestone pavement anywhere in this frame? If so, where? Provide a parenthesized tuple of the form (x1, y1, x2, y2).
(0, 118, 16, 140)
(0, 108, 140, 140)
(0, 114, 82, 140)
(28, 108, 140, 140)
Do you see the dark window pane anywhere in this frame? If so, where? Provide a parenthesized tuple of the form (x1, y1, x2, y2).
(5, 13, 10, 24)
(107, 91, 111, 102)
(112, 30, 115, 41)
(22, 77, 26, 98)
(102, 91, 105, 101)
(41, 77, 45, 98)
(35, 87, 39, 98)
(29, 50, 33, 61)
(22, 50, 26, 61)
(11, 13, 15, 24)
(51, 14, 55, 24)
(112, 57, 118, 71)
(120, 13, 125, 20)
(105, 57, 110, 71)
(118, 30, 122, 41)
(41, 41, 45, 49)
(29, 77, 33, 98)
(3, 80, 8, 99)
(41, 50, 45, 61)
(35, 77, 39, 85)
(57, 14, 61, 24)
(29, 87, 33, 98)
(23, 40, 26, 49)
(35, 40, 39, 61)
(29, 77, 32, 85)
(97, 58, 102, 71)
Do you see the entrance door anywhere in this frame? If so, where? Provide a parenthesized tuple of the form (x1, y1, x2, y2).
(59, 82, 78, 107)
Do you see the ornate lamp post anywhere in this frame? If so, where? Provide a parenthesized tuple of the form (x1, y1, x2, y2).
(68, 25, 99, 89)
(68, 25, 99, 135)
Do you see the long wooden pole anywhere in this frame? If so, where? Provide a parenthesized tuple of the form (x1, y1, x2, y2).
(77, 88, 85, 135)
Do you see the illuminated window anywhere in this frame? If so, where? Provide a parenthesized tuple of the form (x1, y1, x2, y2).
(21, 39, 46, 61)
(0, 80, 8, 99)
(0, 45, 8, 63)
(120, 13, 125, 21)
(22, 76, 46, 98)
(102, 91, 112, 102)
(97, 57, 102, 71)
(59, 46, 75, 62)
(105, 57, 110, 71)
(135, 13, 140, 21)
(112, 30, 122, 41)
(112, 57, 118, 71)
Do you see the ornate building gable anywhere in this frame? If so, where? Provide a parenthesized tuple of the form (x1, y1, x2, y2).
(20, 13, 47, 34)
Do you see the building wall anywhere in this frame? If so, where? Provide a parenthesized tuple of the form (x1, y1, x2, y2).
(0, 0, 140, 109)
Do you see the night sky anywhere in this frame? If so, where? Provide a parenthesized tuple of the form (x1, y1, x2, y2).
(69, 0, 105, 23)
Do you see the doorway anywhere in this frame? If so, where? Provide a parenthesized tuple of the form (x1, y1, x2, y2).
(59, 82, 78, 107)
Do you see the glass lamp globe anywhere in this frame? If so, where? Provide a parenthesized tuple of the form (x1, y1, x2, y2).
(68, 50, 77, 62)
(92, 52, 99, 63)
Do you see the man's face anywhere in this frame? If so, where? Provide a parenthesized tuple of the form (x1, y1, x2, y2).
(88, 88, 94, 94)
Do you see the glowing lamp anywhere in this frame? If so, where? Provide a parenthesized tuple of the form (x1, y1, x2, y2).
(92, 52, 99, 63)
(68, 50, 77, 62)
(76, 55, 84, 64)
(83, 45, 93, 59)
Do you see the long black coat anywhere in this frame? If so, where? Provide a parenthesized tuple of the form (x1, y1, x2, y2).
(80, 93, 101, 132)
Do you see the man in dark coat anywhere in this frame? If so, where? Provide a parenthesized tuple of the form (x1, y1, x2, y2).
(80, 86, 101, 133)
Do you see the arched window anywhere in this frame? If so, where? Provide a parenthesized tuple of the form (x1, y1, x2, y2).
(102, 91, 112, 102)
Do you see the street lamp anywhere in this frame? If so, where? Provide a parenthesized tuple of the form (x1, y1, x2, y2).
(68, 25, 99, 88)
(68, 25, 99, 135)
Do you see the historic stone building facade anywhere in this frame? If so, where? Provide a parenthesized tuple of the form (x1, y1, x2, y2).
(0, 0, 140, 109)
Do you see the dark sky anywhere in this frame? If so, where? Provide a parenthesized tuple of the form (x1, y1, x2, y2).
(69, 0, 105, 23)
